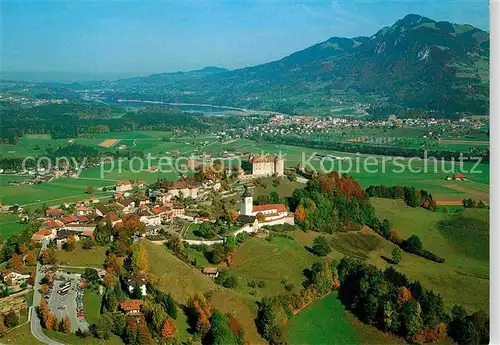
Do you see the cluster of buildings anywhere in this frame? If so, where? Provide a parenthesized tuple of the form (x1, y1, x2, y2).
(246, 114, 488, 138)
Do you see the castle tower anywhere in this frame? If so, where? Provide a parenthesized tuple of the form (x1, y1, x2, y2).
(239, 185, 253, 216)
(274, 154, 285, 176)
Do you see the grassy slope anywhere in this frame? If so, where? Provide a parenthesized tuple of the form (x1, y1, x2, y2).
(229, 236, 317, 297)
(1, 323, 45, 345)
(143, 240, 265, 344)
(288, 293, 359, 345)
(55, 246, 108, 268)
(369, 198, 489, 312)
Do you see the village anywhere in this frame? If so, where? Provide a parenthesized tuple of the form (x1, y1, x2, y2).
(0, 153, 298, 340)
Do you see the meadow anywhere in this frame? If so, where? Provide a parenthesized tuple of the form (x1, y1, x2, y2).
(54, 246, 108, 267)
(318, 198, 489, 313)
(0, 213, 25, 238)
(288, 293, 359, 345)
(228, 236, 317, 297)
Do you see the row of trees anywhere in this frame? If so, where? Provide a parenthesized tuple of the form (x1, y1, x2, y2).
(369, 218, 445, 263)
(462, 198, 488, 209)
(258, 134, 489, 162)
(186, 293, 244, 345)
(337, 257, 488, 345)
(365, 185, 437, 211)
(37, 299, 71, 333)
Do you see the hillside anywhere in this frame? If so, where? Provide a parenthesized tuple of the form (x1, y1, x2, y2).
(105, 14, 489, 115)
(143, 240, 266, 344)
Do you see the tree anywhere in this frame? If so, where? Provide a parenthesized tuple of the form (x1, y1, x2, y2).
(8, 253, 23, 270)
(312, 236, 331, 256)
(131, 242, 149, 274)
(392, 247, 403, 264)
(222, 276, 238, 289)
(81, 238, 94, 250)
(157, 291, 177, 319)
(161, 318, 176, 338)
(144, 302, 167, 335)
(406, 235, 423, 253)
(397, 286, 413, 305)
(86, 185, 94, 195)
(61, 316, 71, 333)
(4, 310, 19, 328)
(25, 251, 37, 266)
(207, 311, 238, 345)
(311, 261, 334, 296)
(256, 212, 266, 223)
(40, 248, 56, 265)
(227, 209, 239, 223)
(94, 223, 112, 244)
(295, 205, 307, 223)
(64, 235, 76, 251)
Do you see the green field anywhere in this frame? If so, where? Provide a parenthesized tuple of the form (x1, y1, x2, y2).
(288, 293, 359, 345)
(229, 236, 317, 297)
(1, 133, 489, 209)
(368, 198, 488, 312)
(0, 213, 25, 238)
(55, 246, 107, 268)
(0, 174, 114, 209)
(84, 289, 103, 326)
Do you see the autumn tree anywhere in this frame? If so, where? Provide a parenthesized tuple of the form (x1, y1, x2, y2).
(8, 253, 23, 270)
(397, 286, 413, 305)
(86, 185, 94, 195)
(161, 318, 176, 338)
(25, 251, 37, 266)
(227, 209, 239, 224)
(131, 242, 149, 274)
(61, 316, 71, 333)
(64, 235, 77, 251)
(295, 204, 307, 223)
(254, 212, 265, 223)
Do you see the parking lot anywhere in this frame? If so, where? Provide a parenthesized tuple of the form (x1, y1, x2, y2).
(46, 271, 89, 332)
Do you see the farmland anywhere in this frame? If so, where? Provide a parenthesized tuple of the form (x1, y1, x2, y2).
(0, 213, 24, 238)
(0, 128, 490, 210)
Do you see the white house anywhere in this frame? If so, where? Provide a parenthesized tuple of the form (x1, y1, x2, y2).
(116, 180, 133, 192)
(2, 270, 31, 285)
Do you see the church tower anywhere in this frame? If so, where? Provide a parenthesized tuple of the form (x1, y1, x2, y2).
(239, 185, 253, 216)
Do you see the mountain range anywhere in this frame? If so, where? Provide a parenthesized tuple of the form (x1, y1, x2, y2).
(6, 14, 491, 116)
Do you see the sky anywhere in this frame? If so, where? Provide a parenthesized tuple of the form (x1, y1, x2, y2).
(1, 0, 490, 79)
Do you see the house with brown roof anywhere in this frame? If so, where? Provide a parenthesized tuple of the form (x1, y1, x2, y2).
(31, 228, 55, 243)
(202, 267, 219, 278)
(119, 299, 143, 315)
(45, 208, 63, 218)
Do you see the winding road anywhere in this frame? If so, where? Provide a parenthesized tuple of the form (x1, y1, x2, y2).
(30, 241, 66, 345)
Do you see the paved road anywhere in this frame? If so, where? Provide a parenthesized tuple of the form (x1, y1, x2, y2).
(30, 241, 67, 345)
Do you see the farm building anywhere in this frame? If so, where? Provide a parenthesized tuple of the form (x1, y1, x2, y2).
(116, 180, 133, 192)
(202, 267, 219, 278)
